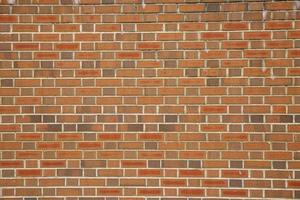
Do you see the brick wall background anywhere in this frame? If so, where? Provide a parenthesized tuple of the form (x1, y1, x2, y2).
(0, 0, 300, 199)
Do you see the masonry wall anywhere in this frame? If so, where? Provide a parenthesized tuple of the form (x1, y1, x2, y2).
(0, 0, 300, 199)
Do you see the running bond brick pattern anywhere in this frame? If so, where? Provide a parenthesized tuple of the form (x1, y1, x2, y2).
(0, 0, 300, 199)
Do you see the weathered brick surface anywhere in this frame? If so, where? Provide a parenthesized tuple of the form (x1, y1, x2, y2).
(0, 0, 299, 199)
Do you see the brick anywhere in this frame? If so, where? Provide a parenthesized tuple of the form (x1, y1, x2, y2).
(116, 52, 141, 59)
(39, 179, 65, 186)
(14, 43, 39, 51)
(98, 169, 123, 177)
(122, 160, 146, 168)
(97, 188, 122, 196)
(158, 14, 184, 22)
(117, 15, 142, 23)
(0, 179, 24, 186)
(17, 169, 42, 177)
(158, 33, 183, 41)
(54, 24, 80, 32)
(180, 151, 205, 159)
(13, 25, 38, 32)
(180, 4, 205, 12)
(137, 188, 162, 196)
(222, 189, 247, 197)
(180, 22, 205, 31)
(33, 15, 58, 23)
(16, 188, 41, 196)
(137, 23, 163, 31)
(0, 161, 23, 168)
(0, 16, 18, 23)
(203, 179, 227, 187)
(57, 188, 82, 196)
(137, 42, 162, 50)
(244, 50, 270, 58)
(223, 22, 248, 30)
(80, 178, 105, 186)
(179, 189, 204, 196)
(138, 169, 162, 177)
(34, 52, 59, 60)
(202, 32, 227, 40)
(266, 21, 293, 30)
(244, 32, 271, 40)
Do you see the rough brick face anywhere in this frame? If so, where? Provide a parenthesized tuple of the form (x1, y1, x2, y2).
(0, 0, 299, 199)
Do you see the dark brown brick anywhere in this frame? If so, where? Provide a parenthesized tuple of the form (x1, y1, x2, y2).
(57, 169, 82, 177)
(81, 160, 106, 168)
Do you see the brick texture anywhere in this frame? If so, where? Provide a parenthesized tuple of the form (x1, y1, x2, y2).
(0, 0, 300, 199)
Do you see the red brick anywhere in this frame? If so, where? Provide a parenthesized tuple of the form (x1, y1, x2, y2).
(288, 50, 300, 58)
(75, 33, 100, 41)
(180, 22, 205, 31)
(157, 33, 183, 41)
(14, 43, 39, 51)
(137, 24, 163, 31)
(0, 88, 18, 96)
(75, 15, 101, 23)
(137, 42, 162, 50)
(0, 125, 20, 132)
(54, 24, 80, 32)
(40, 160, 66, 168)
(57, 188, 82, 196)
(138, 169, 162, 177)
(179, 170, 204, 177)
(16, 188, 41, 196)
(222, 170, 248, 178)
(0, 106, 20, 114)
(80, 178, 105, 186)
(117, 15, 142, 23)
(34, 34, 59, 41)
(244, 32, 271, 40)
(158, 14, 184, 22)
(0, 16, 18, 23)
(37, 142, 61, 150)
(33, 15, 58, 23)
(0, 161, 23, 168)
(98, 169, 123, 177)
(98, 151, 123, 159)
(222, 189, 247, 197)
(55, 43, 80, 51)
(16, 151, 42, 159)
(180, 4, 205, 12)
(223, 41, 248, 49)
(179, 189, 204, 196)
(76, 70, 101, 77)
(161, 179, 186, 187)
(180, 151, 205, 159)
(122, 160, 146, 168)
(137, 188, 162, 196)
(0, 179, 24, 186)
(13, 25, 38, 32)
(34, 52, 59, 59)
(203, 179, 227, 187)
(97, 188, 122, 196)
(39, 179, 65, 186)
(266, 21, 293, 30)
(116, 52, 141, 59)
(223, 22, 248, 30)
(17, 169, 42, 177)
(75, 52, 100, 59)
(244, 50, 270, 58)
(202, 32, 227, 40)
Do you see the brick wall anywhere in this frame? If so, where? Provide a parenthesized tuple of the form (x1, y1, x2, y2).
(0, 0, 300, 199)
